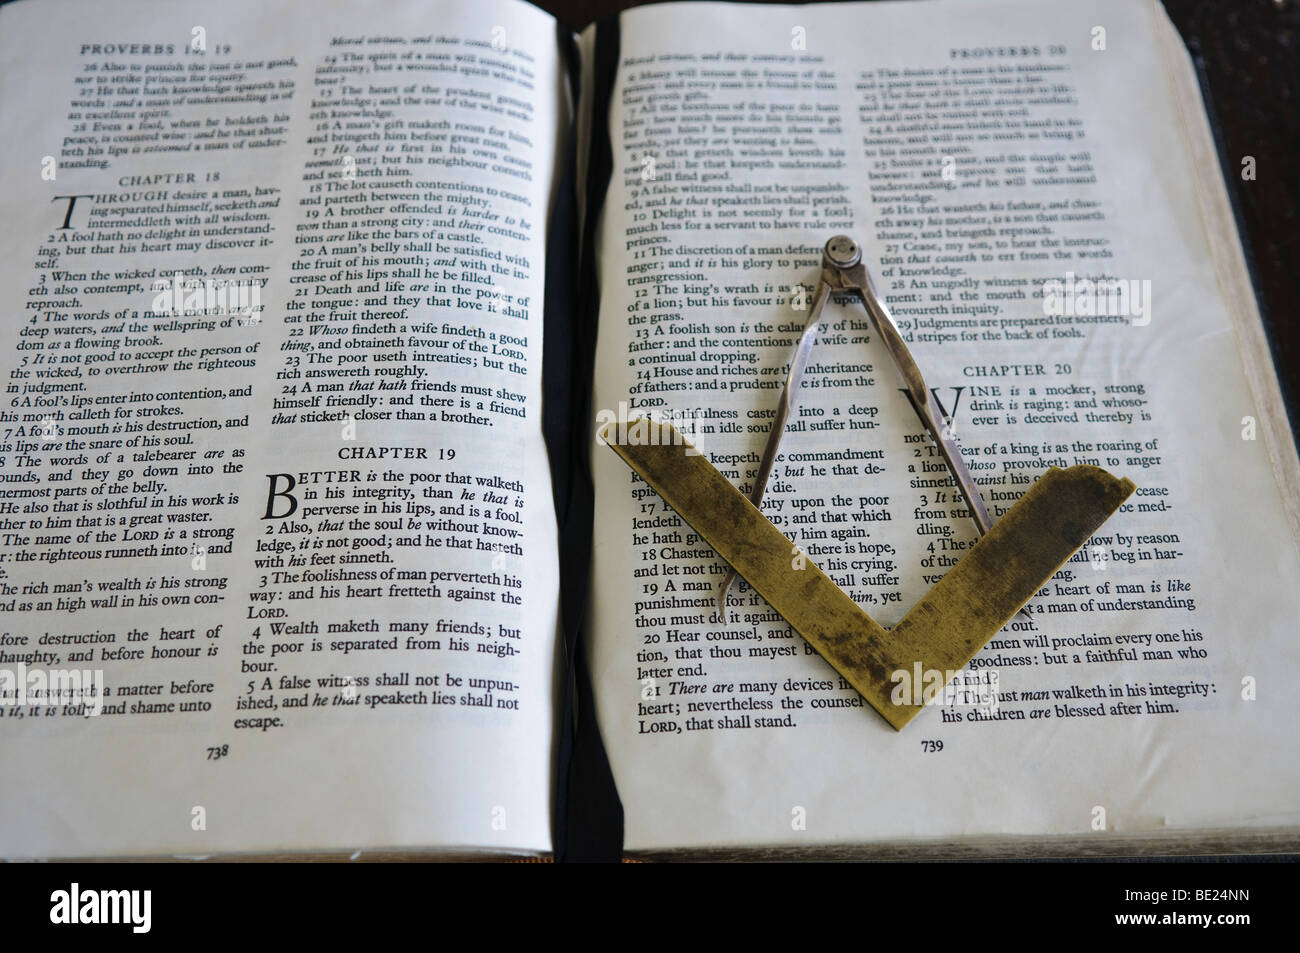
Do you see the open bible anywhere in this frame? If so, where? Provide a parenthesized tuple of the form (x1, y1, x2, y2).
(1, 0, 1297, 859)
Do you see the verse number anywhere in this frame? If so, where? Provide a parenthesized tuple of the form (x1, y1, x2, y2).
(206, 744, 230, 761)
(920, 739, 944, 753)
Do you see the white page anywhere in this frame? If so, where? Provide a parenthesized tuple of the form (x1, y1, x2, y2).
(586, 0, 1300, 851)
(0, 0, 564, 856)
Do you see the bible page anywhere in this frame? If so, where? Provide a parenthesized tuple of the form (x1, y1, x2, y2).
(585, 0, 1300, 852)
(0, 0, 565, 857)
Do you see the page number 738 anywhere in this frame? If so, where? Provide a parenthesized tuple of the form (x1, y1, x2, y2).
(921, 739, 943, 753)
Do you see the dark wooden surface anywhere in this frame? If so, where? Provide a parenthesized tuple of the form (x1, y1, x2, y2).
(543, 0, 1300, 430)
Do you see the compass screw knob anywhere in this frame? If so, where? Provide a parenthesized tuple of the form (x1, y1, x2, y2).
(825, 235, 861, 267)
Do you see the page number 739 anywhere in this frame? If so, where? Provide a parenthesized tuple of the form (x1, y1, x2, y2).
(921, 739, 944, 753)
